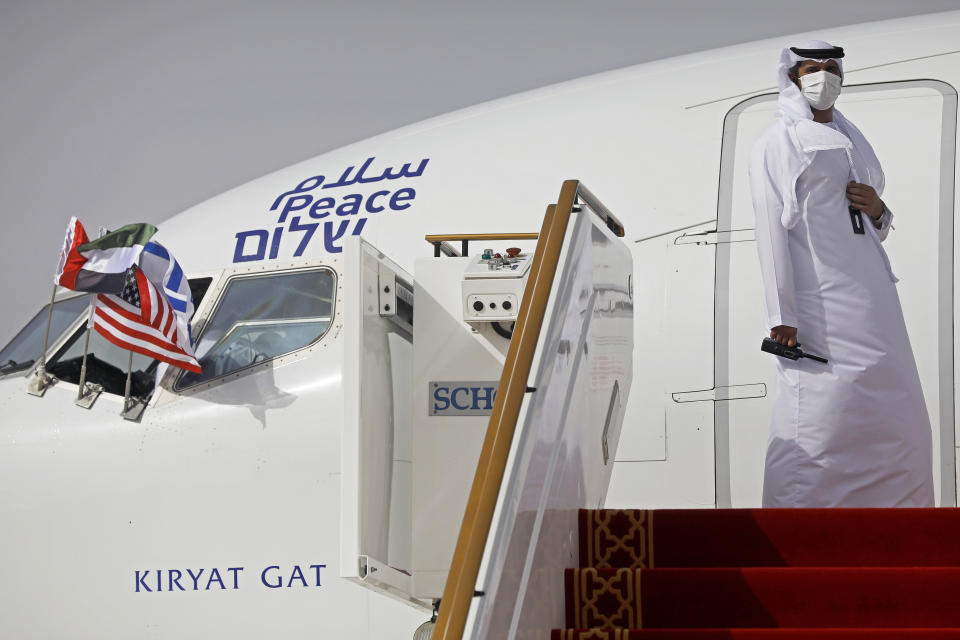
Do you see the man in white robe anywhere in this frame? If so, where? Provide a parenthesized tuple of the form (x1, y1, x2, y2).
(749, 40, 934, 507)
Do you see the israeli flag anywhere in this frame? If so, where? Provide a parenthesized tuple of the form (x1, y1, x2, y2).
(139, 241, 196, 347)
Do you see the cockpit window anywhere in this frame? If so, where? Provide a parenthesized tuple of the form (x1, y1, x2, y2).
(0, 295, 89, 376)
(176, 269, 336, 389)
(47, 327, 159, 397)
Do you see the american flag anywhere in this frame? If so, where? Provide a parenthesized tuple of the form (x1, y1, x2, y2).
(93, 266, 202, 373)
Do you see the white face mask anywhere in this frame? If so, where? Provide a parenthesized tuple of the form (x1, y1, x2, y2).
(799, 69, 842, 110)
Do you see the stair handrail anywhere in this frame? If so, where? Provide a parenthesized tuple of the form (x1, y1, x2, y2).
(425, 232, 541, 257)
(432, 179, 623, 640)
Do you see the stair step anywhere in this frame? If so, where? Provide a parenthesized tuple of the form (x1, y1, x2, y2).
(580, 508, 960, 568)
(565, 567, 960, 629)
(552, 630, 960, 639)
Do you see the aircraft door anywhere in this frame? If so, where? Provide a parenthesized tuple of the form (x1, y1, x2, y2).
(715, 80, 958, 507)
(339, 237, 424, 609)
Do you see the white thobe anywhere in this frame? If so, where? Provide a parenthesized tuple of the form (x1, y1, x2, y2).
(752, 121, 934, 508)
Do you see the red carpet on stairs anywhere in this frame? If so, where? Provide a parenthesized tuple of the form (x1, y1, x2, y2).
(551, 508, 960, 639)
(551, 631, 960, 639)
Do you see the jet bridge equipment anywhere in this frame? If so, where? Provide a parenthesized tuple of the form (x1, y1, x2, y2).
(461, 247, 533, 326)
(338, 231, 541, 609)
(340, 181, 633, 640)
(411, 237, 539, 600)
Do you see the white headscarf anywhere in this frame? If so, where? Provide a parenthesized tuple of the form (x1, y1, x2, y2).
(769, 40, 885, 231)
(776, 39, 844, 126)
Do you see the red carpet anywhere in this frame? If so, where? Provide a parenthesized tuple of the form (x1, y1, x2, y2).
(553, 508, 960, 638)
(579, 508, 960, 568)
(551, 631, 960, 639)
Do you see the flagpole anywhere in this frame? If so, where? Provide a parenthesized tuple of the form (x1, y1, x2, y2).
(34, 283, 59, 376)
(39, 285, 57, 366)
(26, 285, 59, 397)
(75, 226, 106, 405)
(123, 350, 133, 411)
(76, 296, 94, 402)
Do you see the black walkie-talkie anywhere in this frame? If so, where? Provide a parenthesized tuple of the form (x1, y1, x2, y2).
(849, 206, 865, 235)
(761, 338, 828, 364)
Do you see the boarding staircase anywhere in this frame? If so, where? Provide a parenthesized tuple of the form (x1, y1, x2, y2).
(556, 508, 960, 638)
(358, 181, 960, 640)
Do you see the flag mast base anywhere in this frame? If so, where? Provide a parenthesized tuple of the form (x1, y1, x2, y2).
(26, 284, 60, 398)
(122, 396, 148, 422)
(75, 382, 103, 409)
(26, 367, 56, 397)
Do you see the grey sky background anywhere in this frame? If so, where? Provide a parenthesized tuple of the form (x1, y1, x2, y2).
(2, 0, 958, 345)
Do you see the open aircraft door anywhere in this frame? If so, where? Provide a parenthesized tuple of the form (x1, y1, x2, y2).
(715, 80, 959, 507)
(339, 237, 426, 610)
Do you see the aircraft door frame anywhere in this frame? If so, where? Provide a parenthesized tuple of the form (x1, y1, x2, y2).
(714, 79, 959, 507)
(339, 237, 424, 610)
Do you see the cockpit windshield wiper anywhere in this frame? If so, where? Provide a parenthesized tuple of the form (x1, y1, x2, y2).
(0, 359, 36, 375)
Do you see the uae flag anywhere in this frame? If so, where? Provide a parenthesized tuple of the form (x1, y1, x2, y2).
(55, 218, 158, 293)
(93, 266, 202, 373)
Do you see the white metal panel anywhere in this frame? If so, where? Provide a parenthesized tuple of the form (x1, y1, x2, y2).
(606, 221, 717, 509)
(340, 238, 421, 607)
(341, 244, 366, 580)
(605, 401, 718, 510)
(410, 257, 507, 599)
(387, 332, 414, 572)
(468, 210, 634, 639)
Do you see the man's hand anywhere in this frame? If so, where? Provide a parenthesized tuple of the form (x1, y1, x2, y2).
(770, 325, 797, 346)
(847, 181, 884, 219)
